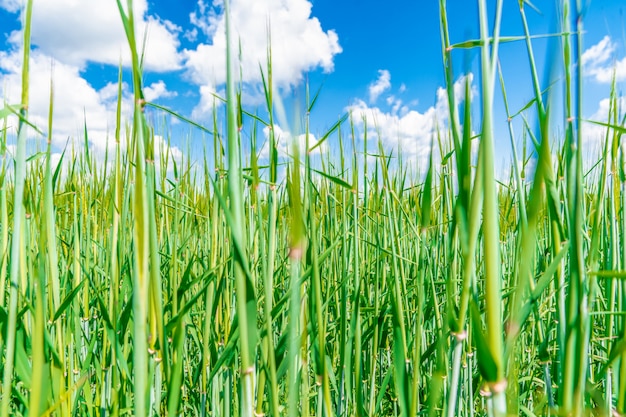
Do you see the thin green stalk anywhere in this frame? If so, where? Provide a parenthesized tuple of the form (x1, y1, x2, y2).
(223, 2, 257, 417)
(477, 0, 505, 415)
(115, 1, 152, 415)
(258, 40, 280, 417)
(1, 2, 33, 416)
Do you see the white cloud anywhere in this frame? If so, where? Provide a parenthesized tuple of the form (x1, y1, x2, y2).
(592, 58, 626, 83)
(184, 27, 199, 43)
(582, 36, 615, 67)
(435, 73, 474, 113)
(0, 49, 183, 169)
(583, 96, 626, 155)
(191, 84, 221, 119)
(1, 0, 182, 72)
(0, 0, 19, 13)
(0, 50, 114, 147)
(347, 74, 474, 169)
(260, 124, 326, 159)
(348, 99, 436, 166)
(368, 69, 391, 103)
(144, 80, 177, 102)
(98, 81, 129, 102)
(0, 3, 184, 177)
(582, 35, 626, 83)
(184, 0, 342, 115)
(154, 134, 183, 163)
(189, 0, 220, 39)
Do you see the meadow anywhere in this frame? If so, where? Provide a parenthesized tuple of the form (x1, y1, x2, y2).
(1, 0, 625, 416)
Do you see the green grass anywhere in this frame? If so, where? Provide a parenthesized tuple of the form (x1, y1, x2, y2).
(1, 0, 626, 416)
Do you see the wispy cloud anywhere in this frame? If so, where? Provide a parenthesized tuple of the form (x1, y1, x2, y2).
(582, 35, 626, 83)
(0, 0, 21, 13)
(368, 69, 391, 103)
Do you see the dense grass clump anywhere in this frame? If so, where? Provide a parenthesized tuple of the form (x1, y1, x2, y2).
(1, 0, 626, 416)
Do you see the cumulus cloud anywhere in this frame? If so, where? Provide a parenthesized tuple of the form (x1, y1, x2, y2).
(368, 70, 391, 103)
(0, 49, 182, 164)
(348, 74, 474, 168)
(0, 50, 113, 146)
(144, 80, 177, 102)
(348, 99, 436, 168)
(582, 35, 626, 83)
(259, 124, 326, 159)
(0, 1, 184, 174)
(184, 0, 342, 116)
(1, 0, 182, 72)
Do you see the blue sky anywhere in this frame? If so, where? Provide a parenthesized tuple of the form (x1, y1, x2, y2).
(0, 0, 625, 172)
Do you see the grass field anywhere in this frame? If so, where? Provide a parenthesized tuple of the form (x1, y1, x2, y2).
(1, 0, 626, 416)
